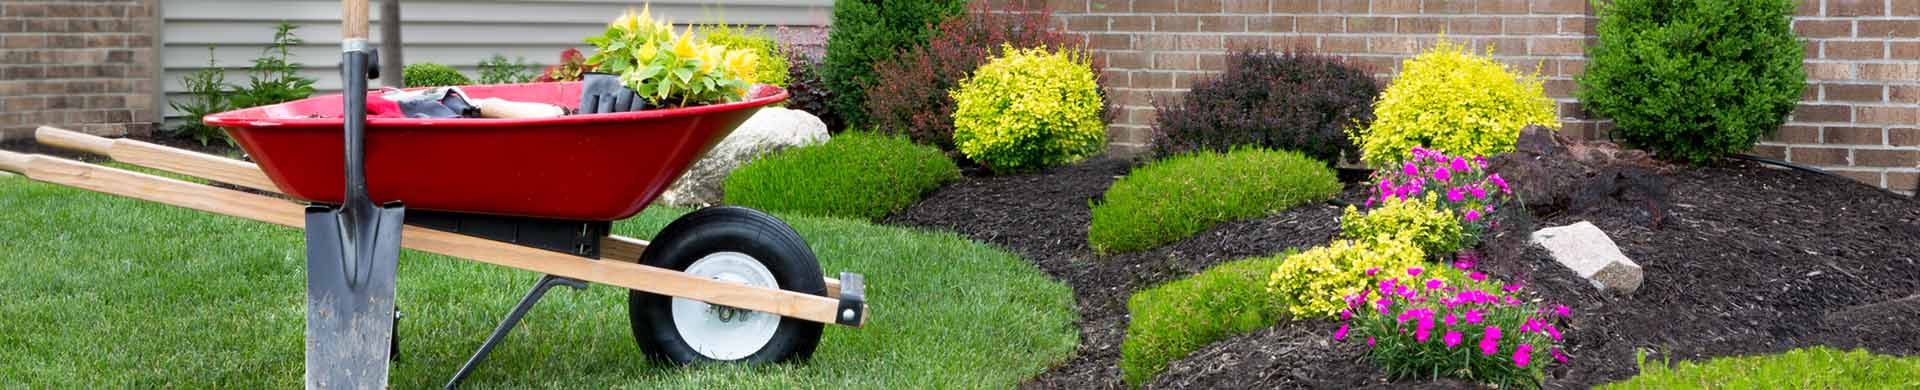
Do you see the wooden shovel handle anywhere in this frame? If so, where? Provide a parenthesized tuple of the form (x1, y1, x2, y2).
(0, 149, 28, 174)
(343, 0, 369, 41)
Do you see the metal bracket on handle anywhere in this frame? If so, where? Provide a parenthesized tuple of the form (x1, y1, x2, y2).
(444, 274, 589, 389)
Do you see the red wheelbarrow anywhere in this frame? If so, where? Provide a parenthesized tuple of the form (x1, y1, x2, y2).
(3, 85, 865, 387)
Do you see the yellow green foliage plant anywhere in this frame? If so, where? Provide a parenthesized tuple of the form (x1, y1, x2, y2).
(697, 23, 790, 87)
(950, 45, 1106, 172)
(1352, 38, 1559, 166)
(1268, 234, 1429, 318)
(1341, 194, 1467, 257)
(585, 6, 761, 106)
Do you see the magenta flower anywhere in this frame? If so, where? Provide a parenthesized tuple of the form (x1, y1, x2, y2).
(1464, 310, 1484, 324)
(1471, 186, 1488, 200)
(1425, 279, 1445, 289)
(1407, 267, 1424, 277)
(1503, 284, 1523, 293)
(1434, 166, 1452, 182)
(1447, 188, 1466, 202)
(1484, 326, 1502, 340)
(1366, 267, 1380, 277)
(1334, 323, 1349, 341)
(1469, 272, 1487, 282)
(1403, 162, 1419, 177)
(1514, 344, 1533, 367)
(1450, 156, 1469, 172)
(1554, 304, 1571, 317)
(1546, 325, 1562, 341)
(1443, 331, 1463, 348)
(1479, 337, 1499, 356)
(1367, 337, 1376, 347)
(1341, 309, 1353, 321)
(1464, 209, 1482, 222)
(1364, 197, 1375, 208)
(1376, 298, 1392, 315)
(1552, 347, 1569, 363)
(1489, 174, 1510, 193)
(1443, 313, 1458, 326)
(1474, 156, 1488, 168)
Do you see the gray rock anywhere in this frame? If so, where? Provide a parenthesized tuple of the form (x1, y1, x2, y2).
(659, 107, 829, 207)
(1530, 221, 1644, 295)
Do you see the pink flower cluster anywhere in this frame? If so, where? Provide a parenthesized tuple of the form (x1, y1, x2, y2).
(1367, 147, 1511, 227)
(1334, 264, 1571, 383)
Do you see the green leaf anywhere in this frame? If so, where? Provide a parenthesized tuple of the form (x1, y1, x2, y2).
(673, 68, 693, 83)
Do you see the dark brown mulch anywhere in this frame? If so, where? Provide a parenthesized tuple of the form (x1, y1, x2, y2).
(1148, 161, 1920, 389)
(882, 158, 1355, 389)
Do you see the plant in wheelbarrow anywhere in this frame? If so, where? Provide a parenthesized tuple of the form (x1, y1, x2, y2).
(584, 6, 763, 108)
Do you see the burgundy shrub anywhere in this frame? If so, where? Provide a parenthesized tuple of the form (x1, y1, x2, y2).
(1150, 50, 1380, 164)
(862, 1, 1090, 150)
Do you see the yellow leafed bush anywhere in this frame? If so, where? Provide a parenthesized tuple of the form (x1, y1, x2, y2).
(1340, 194, 1466, 257)
(1352, 38, 1559, 166)
(950, 45, 1106, 172)
(1268, 235, 1429, 318)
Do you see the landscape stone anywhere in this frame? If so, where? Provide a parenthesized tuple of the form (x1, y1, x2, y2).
(658, 107, 829, 207)
(1530, 221, 1644, 295)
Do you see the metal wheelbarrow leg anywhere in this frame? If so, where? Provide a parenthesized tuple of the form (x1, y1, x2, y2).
(306, 1, 407, 387)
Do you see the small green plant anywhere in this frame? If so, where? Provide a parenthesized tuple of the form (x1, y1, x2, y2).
(1089, 148, 1342, 254)
(1122, 253, 1293, 388)
(724, 132, 960, 221)
(698, 23, 789, 87)
(1338, 269, 1566, 388)
(1341, 194, 1466, 257)
(1351, 38, 1558, 166)
(228, 22, 317, 111)
(950, 46, 1107, 172)
(1577, 0, 1804, 164)
(169, 47, 233, 146)
(476, 54, 537, 84)
(1603, 347, 1920, 389)
(585, 6, 762, 106)
(403, 63, 472, 88)
(1267, 235, 1429, 318)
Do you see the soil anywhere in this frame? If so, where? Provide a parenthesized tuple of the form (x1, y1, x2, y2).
(885, 157, 1920, 389)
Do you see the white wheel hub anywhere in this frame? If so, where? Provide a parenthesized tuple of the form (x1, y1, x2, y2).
(671, 251, 781, 360)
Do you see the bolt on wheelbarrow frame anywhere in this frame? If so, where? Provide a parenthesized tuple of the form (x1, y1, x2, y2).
(3, 126, 869, 386)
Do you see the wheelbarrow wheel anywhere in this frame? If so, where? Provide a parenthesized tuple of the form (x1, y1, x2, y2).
(628, 206, 826, 364)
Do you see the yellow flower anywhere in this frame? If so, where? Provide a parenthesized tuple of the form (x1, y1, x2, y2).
(727, 50, 758, 82)
(700, 45, 726, 73)
(635, 41, 657, 63)
(635, 4, 652, 30)
(671, 27, 698, 60)
(609, 8, 637, 32)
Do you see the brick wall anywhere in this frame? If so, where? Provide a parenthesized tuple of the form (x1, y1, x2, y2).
(0, 0, 157, 141)
(1049, 0, 1919, 192)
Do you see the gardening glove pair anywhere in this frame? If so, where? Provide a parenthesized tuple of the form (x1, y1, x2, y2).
(579, 72, 648, 114)
(376, 86, 479, 118)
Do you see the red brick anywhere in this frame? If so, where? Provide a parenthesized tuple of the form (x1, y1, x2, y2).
(1794, 20, 1854, 38)
(1751, 144, 1789, 160)
(1248, 15, 1294, 32)
(1273, 35, 1319, 51)
(2, 3, 49, 17)
(1543, 79, 1576, 98)
(1889, 127, 1920, 146)
(1858, 106, 1919, 125)
(1047, 0, 1087, 13)
(1893, 86, 1920, 104)
(1824, 84, 1885, 102)
(1135, 0, 1177, 12)
(1224, 0, 1270, 13)
(1805, 62, 1856, 80)
(1833, 170, 1883, 185)
(1066, 15, 1108, 30)
(1322, 0, 1369, 13)
(1790, 147, 1851, 165)
(1794, 104, 1853, 122)
(1529, 0, 1587, 14)
(1476, 37, 1528, 56)
(1504, 17, 1557, 34)
(1898, 0, 1920, 16)
(1089, 0, 1129, 12)
(1859, 20, 1920, 38)
(1796, 0, 1822, 16)
(1862, 63, 1920, 81)
(1199, 16, 1248, 32)
(1273, 0, 1319, 13)
(1403, 16, 1452, 33)
(1557, 59, 1587, 76)
(1180, 35, 1225, 50)
(1155, 15, 1199, 31)
(1348, 16, 1395, 32)
(1447, 17, 1500, 34)
(1856, 149, 1919, 167)
(1825, 40, 1885, 59)
(1823, 126, 1884, 145)
(1197, 53, 1227, 70)
(1559, 16, 1593, 35)
(1153, 52, 1199, 70)
(1769, 125, 1822, 143)
(1180, 0, 1225, 12)
(1112, 15, 1152, 31)
(1895, 42, 1920, 61)
(1424, 0, 1473, 14)
(1889, 172, 1918, 192)
(1372, 0, 1421, 13)
(1478, 0, 1529, 14)
(1089, 34, 1130, 50)
(1224, 35, 1268, 50)
(1828, 0, 1885, 17)
(1133, 71, 1173, 89)
(1298, 16, 1345, 32)
(1530, 37, 1586, 56)
(1370, 36, 1428, 54)
(1106, 51, 1147, 68)
(1324, 36, 1368, 52)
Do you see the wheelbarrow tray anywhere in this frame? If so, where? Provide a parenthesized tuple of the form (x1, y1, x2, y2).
(204, 82, 785, 221)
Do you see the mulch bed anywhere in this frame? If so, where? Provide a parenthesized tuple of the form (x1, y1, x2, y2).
(884, 157, 1920, 389)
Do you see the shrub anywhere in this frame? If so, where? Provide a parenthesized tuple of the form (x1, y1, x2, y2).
(1577, 0, 1804, 164)
(535, 48, 594, 82)
(1122, 254, 1293, 388)
(1337, 272, 1567, 388)
(227, 22, 316, 112)
(821, 0, 968, 129)
(169, 47, 232, 146)
(1089, 148, 1342, 254)
(1361, 147, 1514, 251)
(1352, 38, 1558, 166)
(864, 1, 1079, 150)
(1267, 235, 1428, 318)
(1151, 50, 1378, 164)
(783, 52, 846, 132)
(724, 132, 959, 221)
(1603, 347, 1920, 389)
(477, 54, 537, 84)
(951, 46, 1106, 172)
(699, 23, 791, 87)
(1341, 195, 1465, 257)
(404, 63, 472, 88)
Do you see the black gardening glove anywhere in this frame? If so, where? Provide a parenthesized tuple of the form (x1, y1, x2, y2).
(579, 72, 647, 114)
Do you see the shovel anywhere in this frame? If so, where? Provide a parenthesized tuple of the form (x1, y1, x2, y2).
(305, 0, 406, 388)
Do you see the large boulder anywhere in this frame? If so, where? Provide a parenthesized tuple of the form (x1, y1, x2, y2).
(659, 107, 828, 207)
(1530, 221, 1644, 295)
(1488, 125, 1671, 226)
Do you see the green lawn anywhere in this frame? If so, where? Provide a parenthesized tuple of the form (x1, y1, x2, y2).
(0, 175, 1078, 388)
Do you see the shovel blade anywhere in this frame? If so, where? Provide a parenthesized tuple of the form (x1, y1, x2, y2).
(304, 204, 406, 390)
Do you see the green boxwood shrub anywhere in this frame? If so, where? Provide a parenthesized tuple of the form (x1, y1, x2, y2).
(822, 0, 968, 130)
(1602, 347, 1920, 389)
(1577, 0, 1804, 164)
(723, 132, 959, 221)
(1122, 254, 1292, 388)
(951, 46, 1107, 172)
(1089, 148, 1342, 254)
(403, 63, 472, 87)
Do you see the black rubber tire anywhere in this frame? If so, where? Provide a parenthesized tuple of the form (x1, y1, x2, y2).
(627, 206, 826, 365)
